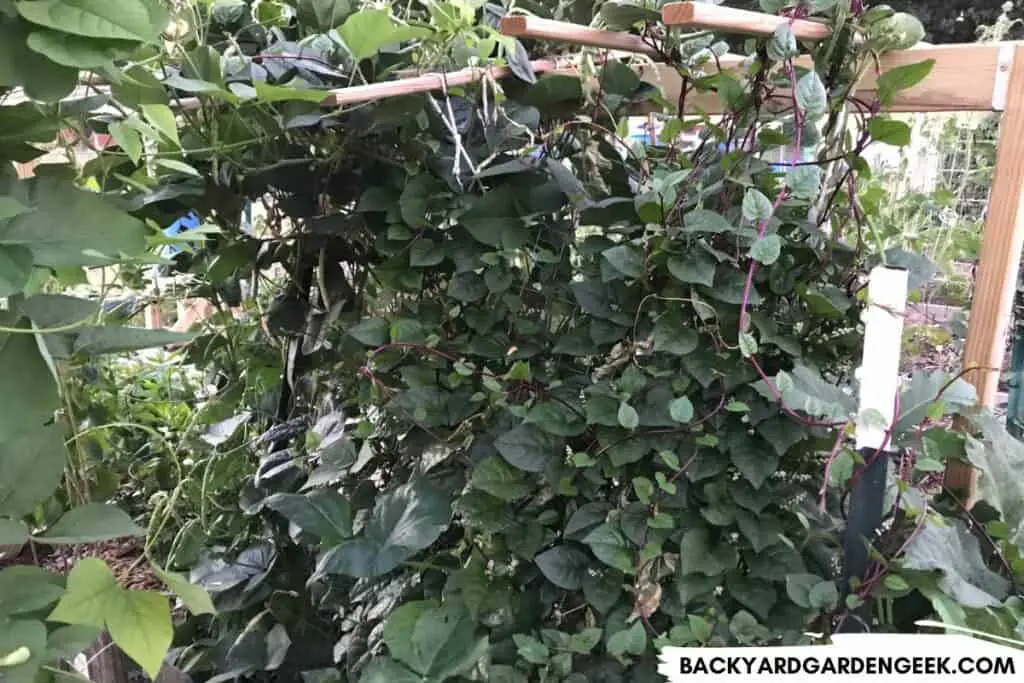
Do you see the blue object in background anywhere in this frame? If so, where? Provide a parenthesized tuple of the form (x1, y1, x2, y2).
(162, 211, 201, 256)
(160, 201, 253, 257)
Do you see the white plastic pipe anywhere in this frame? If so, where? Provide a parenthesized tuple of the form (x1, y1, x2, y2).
(855, 266, 910, 450)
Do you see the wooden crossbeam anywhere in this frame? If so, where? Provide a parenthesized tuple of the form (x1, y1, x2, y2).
(641, 45, 1008, 114)
(662, 2, 831, 41)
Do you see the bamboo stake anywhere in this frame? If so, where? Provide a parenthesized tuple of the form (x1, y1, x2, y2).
(173, 58, 577, 112)
(662, 2, 832, 41)
(323, 58, 575, 106)
(499, 15, 661, 58)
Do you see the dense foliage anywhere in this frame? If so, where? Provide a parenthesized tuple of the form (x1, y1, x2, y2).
(4, 1, 1024, 682)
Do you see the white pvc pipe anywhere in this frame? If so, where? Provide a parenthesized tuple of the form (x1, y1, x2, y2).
(855, 266, 910, 451)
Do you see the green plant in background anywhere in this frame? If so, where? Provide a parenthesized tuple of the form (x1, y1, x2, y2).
(0, 0, 224, 678)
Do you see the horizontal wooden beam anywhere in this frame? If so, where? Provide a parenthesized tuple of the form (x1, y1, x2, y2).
(636, 44, 1007, 114)
(857, 44, 1006, 112)
(662, 2, 831, 41)
(499, 15, 661, 58)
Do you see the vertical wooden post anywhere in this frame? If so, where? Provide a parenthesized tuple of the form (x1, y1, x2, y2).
(145, 304, 163, 329)
(953, 46, 1024, 499)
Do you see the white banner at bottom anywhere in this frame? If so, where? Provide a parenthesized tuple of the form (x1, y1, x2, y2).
(658, 634, 1024, 683)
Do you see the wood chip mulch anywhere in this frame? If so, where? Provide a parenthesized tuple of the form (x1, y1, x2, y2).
(0, 538, 163, 591)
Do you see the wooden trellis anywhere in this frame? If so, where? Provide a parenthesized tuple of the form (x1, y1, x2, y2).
(495, 2, 1024, 504)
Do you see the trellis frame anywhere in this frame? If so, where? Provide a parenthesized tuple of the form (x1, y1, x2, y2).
(495, 2, 1024, 500)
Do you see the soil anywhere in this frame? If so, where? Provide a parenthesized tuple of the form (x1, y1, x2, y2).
(0, 538, 162, 591)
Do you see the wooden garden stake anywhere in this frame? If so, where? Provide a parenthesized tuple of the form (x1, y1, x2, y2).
(841, 266, 908, 632)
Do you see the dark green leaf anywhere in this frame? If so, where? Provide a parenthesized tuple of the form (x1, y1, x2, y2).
(359, 659, 421, 683)
(795, 71, 827, 118)
(583, 568, 623, 612)
(729, 610, 769, 644)
(0, 566, 63, 617)
(454, 490, 515, 534)
(0, 244, 32, 296)
(535, 545, 590, 590)
(0, 618, 45, 683)
(727, 574, 777, 620)
(669, 397, 693, 423)
(809, 580, 839, 610)
(679, 528, 736, 576)
(0, 176, 148, 266)
(37, 504, 143, 544)
(617, 402, 639, 430)
(868, 118, 912, 146)
(784, 573, 822, 609)
(602, 244, 645, 279)
(521, 74, 583, 108)
(786, 166, 821, 200)
(72, 327, 194, 356)
(0, 425, 65, 517)
(348, 318, 389, 346)
(750, 235, 781, 265)
(877, 59, 934, 106)
(729, 434, 778, 489)
(525, 400, 586, 437)
(16, 0, 168, 43)
(583, 524, 633, 573)
(317, 480, 450, 578)
(25, 30, 137, 68)
(461, 188, 523, 248)
(606, 621, 645, 658)
(409, 238, 445, 267)
(338, 8, 432, 60)
(742, 189, 774, 223)
(470, 456, 533, 501)
(513, 634, 549, 664)
(496, 424, 563, 473)
(296, 0, 353, 31)
(568, 627, 603, 654)
(383, 600, 436, 671)
(0, 518, 27, 546)
(264, 490, 353, 539)
(667, 252, 715, 287)
(684, 209, 732, 234)
(410, 603, 486, 679)
(652, 314, 698, 355)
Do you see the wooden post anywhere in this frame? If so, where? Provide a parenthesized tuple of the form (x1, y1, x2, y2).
(87, 632, 131, 683)
(952, 46, 1024, 500)
(145, 303, 163, 329)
